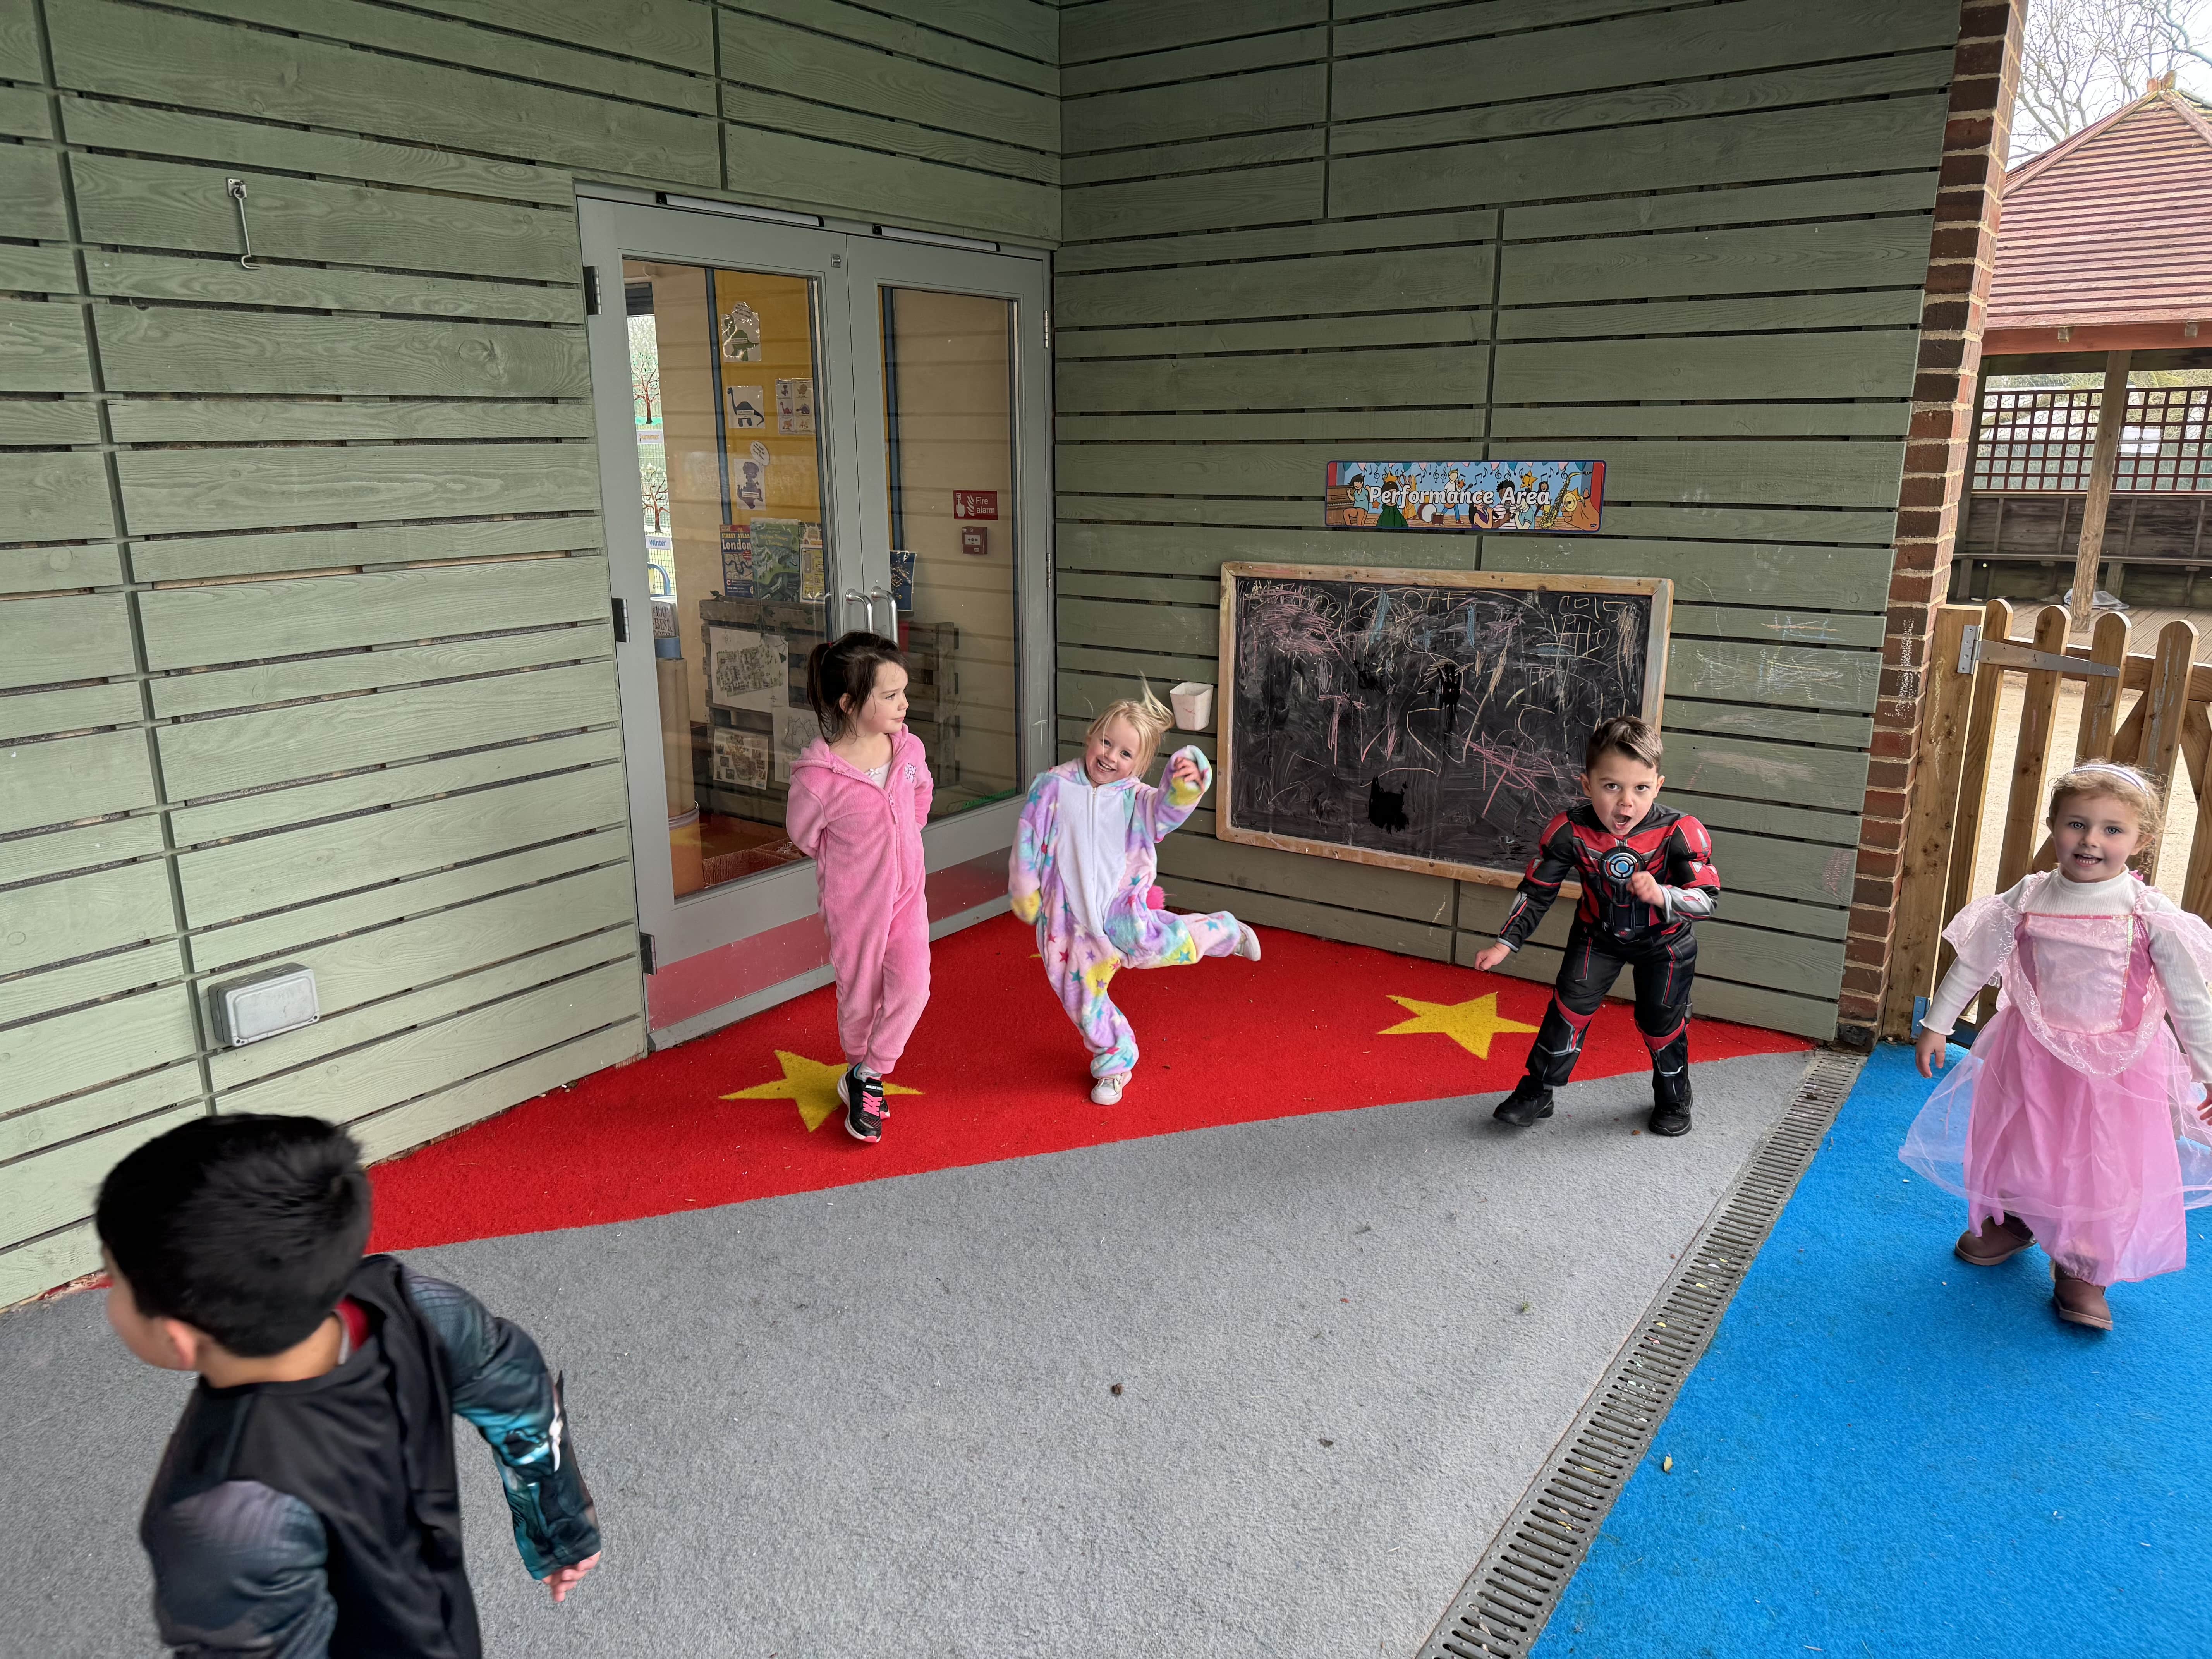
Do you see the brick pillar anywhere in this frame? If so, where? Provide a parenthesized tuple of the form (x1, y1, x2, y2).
(1835, 0, 2025, 1047)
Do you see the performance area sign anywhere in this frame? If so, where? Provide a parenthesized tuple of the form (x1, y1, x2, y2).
(1325, 459, 1604, 533)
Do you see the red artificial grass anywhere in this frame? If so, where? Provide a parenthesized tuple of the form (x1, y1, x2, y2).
(368, 915, 1808, 1251)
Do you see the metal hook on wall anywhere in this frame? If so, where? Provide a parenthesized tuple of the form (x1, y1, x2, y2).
(226, 178, 258, 270)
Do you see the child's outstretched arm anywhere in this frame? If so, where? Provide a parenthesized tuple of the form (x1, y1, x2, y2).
(404, 1269, 602, 1600)
(1142, 744, 1212, 843)
(1471, 812, 1577, 970)
(1009, 771, 1054, 923)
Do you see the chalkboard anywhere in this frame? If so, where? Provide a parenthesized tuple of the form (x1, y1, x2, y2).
(1216, 565, 1671, 886)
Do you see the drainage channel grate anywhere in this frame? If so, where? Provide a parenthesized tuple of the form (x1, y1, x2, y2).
(1417, 1047, 1867, 1659)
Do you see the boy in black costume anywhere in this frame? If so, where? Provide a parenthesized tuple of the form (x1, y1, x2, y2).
(98, 1114, 601, 1657)
(1471, 715, 1721, 1136)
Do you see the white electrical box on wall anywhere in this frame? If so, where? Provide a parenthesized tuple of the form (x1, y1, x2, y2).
(209, 965, 319, 1048)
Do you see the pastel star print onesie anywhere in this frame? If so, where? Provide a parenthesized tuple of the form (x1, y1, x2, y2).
(1009, 746, 1245, 1079)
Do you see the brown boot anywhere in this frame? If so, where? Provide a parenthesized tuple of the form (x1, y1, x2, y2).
(2052, 1265, 2114, 1330)
(1954, 1212, 2035, 1266)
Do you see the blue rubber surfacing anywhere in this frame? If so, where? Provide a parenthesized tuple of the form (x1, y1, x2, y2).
(1532, 1043, 2212, 1659)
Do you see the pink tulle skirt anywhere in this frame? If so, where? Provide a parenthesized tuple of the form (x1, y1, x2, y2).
(1902, 1006, 2212, 1284)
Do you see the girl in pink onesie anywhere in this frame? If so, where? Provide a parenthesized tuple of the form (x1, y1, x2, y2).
(1906, 763, 2212, 1330)
(1010, 689, 1262, 1104)
(786, 631, 932, 1145)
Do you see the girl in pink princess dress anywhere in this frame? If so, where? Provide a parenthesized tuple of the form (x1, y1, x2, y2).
(1907, 763, 2212, 1331)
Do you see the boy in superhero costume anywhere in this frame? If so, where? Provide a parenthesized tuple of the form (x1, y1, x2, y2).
(98, 1113, 602, 1657)
(1471, 716, 1719, 1136)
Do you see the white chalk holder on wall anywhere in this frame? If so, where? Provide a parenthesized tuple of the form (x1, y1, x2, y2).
(1169, 681, 1214, 730)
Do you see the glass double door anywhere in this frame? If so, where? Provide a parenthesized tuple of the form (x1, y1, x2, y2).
(582, 199, 1051, 1032)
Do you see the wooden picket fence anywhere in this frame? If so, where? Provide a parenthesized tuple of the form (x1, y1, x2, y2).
(1884, 599, 2212, 1037)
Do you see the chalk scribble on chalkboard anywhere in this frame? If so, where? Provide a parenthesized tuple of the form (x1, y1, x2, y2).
(1229, 576, 1657, 877)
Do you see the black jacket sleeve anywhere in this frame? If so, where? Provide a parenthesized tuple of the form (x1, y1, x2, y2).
(404, 1268, 602, 1578)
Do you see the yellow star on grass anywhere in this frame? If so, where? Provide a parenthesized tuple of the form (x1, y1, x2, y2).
(1379, 993, 1540, 1060)
(721, 1050, 921, 1132)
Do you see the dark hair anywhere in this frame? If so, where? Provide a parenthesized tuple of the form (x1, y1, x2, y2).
(1585, 714, 1664, 773)
(805, 630, 904, 741)
(96, 1114, 371, 1357)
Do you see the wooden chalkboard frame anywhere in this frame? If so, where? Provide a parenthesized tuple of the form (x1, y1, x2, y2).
(1214, 563, 1673, 889)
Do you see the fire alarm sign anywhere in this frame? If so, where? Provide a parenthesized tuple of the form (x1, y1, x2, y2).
(953, 490, 998, 520)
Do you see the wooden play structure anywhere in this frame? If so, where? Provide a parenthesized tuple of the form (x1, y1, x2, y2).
(1956, 76, 2212, 623)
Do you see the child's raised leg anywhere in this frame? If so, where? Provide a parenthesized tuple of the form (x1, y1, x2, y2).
(1116, 906, 1250, 968)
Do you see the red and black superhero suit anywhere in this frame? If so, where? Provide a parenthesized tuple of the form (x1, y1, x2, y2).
(1492, 802, 1720, 1130)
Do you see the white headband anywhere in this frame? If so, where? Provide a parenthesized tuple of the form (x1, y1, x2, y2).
(2065, 761, 2151, 787)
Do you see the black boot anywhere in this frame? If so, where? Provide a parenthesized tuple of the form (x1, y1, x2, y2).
(1647, 1029, 1692, 1136)
(1492, 1078, 1554, 1126)
(1494, 1003, 1582, 1127)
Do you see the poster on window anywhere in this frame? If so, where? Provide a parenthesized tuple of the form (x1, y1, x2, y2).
(711, 725, 773, 790)
(776, 377, 815, 434)
(719, 524, 752, 597)
(725, 384, 766, 429)
(1323, 460, 1604, 533)
(744, 518, 806, 601)
(800, 522, 826, 605)
(720, 301, 762, 362)
(706, 626, 786, 712)
(770, 706, 814, 782)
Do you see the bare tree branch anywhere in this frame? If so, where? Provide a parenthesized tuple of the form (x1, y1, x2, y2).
(2013, 0, 2208, 158)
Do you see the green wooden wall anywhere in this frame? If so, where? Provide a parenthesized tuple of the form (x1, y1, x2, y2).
(0, 0, 1058, 1306)
(1054, 0, 1956, 1041)
(2, 0, 1950, 1304)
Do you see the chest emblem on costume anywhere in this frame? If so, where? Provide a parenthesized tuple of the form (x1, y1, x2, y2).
(1603, 849, 1640, 883)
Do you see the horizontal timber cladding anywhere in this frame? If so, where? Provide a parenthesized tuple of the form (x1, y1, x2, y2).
(1057, 0, 1960, 1043)
(0, 0, 1057, 1307)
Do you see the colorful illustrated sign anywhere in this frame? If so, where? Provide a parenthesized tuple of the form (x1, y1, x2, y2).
(1325, 460, 1604, 533)
(711, 726, 773, 790)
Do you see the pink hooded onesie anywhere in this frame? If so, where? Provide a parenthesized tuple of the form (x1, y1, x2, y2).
(786, 730, 933, 1075)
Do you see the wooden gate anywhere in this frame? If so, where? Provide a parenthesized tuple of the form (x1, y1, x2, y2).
(1884, 600, 2212, 1037)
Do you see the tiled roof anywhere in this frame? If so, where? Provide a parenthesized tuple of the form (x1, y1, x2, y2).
(1987, 87, 2212, 332)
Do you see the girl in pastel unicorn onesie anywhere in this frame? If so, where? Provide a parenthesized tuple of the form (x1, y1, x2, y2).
(1010, 689, 1262, 1104)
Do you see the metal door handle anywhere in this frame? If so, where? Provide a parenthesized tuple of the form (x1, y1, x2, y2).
(842, 586, 871, 634)
(867, 586, 891, 635)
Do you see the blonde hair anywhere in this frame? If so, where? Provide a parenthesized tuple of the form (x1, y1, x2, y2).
(1085, 682, 1173, 776)
(2047, 762, 2165, 844)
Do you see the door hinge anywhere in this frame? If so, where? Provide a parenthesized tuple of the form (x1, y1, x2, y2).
(611, 596, 629, 642)
(583, 265, 600, 316)
(639, 932, 657, 975)
(1042, 308, 1051, 351)
(1955, 623, 2118, 678)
